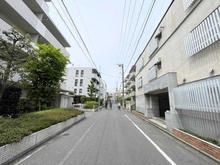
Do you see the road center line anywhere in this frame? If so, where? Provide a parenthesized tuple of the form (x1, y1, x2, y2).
(58, 114, 102, 165)
(125, 114, 176, 165)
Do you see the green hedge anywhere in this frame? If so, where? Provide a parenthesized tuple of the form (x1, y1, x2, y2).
(83, 101, 98, 109)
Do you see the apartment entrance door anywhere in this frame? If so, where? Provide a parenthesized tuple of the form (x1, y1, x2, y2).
(158, 93, 170, 117)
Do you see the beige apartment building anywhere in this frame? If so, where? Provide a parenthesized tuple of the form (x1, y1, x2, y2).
(135, 0, 220, 142)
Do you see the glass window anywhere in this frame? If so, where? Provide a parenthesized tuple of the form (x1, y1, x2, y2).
(81, 70, 84, 77)
(80, 79, 83, 86)
(74, 89, 77, 94)
(75, 70, 79, 77)
(79, 89, 82, 94)
(75, 79, 78, 86)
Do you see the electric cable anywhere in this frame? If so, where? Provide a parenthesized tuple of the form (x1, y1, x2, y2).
(60, 0, 98, 70)
(51, 1, 96, 68)
(124, 0, 157, 73)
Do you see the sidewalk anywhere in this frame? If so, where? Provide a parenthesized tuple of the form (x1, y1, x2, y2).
(130, 110, 220, 163)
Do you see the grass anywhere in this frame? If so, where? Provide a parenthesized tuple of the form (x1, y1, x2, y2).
(180, 129, 220, 147)
(0, 108, 84, 147)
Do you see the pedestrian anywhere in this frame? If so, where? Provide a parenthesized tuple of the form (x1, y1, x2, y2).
(117, 102, 120, 110)
(110, 100, 112, 109)
(105, 100, 108, 109)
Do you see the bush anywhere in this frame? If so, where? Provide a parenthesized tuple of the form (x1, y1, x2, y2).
(83, 101, 98, 109)
(80, 95, 87, 103)
(0, 86, 21, 117)
(18, 97, 35, 114)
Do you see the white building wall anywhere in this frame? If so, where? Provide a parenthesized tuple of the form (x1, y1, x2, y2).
(0, 0, 70, 57)
(62, 67, 104, 97)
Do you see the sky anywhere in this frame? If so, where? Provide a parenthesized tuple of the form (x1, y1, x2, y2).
(46, 0, 172, 92)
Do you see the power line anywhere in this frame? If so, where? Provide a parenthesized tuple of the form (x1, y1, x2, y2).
(119, 0, 132, 62)
(51, 1, 96, 68)
(121, 0, 137, 60)
(125, 0, 157, 73)
(117, 0, 127, 63)
(60, 0, 98, 70)
(122, 0, 145, 66)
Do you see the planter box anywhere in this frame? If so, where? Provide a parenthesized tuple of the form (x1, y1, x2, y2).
(173, 128, 220, 161)
(131, 111, 146, 120)
(0, 114, 85, 165)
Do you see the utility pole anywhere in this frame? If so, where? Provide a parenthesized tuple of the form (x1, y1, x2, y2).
(118, 64, 124, 108)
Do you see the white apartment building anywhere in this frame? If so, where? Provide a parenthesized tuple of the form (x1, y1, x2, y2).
(135, 0, 220, 142)
(0, 0, 70, 57)
(61, 67, 105, 103)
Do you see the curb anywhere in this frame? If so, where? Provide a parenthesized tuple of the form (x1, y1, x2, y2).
(131, 111, 220, 164)
(0, 114, 85, 165)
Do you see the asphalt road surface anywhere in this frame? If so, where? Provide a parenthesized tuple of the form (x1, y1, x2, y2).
(12, 104, 218, 165)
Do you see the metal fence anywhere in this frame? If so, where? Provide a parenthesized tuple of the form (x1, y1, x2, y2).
(174, 77, 220, 141)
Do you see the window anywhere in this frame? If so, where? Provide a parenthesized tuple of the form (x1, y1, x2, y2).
(81, 70, 84, 77)
(75, 70, 79, 77)
(80, 79, 83, 86)
(75, 79, 78, 86)
(79, 89, 82, 94)
(74, 89, 77, 94)
(137, 77, 142, 88)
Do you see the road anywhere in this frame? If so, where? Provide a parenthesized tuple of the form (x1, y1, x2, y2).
(12, 105, 218, 165)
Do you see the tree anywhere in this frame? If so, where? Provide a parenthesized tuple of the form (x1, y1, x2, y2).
(21, 44, 69, 110)
(87, 80, 96, 99)
(0, 28, 33, 102)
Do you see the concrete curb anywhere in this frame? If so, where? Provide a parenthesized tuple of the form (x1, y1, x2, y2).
(131, 111, 220, 163)
(0, 114, 85, 165)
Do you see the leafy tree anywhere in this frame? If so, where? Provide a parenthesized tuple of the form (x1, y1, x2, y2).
(87, 80, 96, 99)
(21, 44, 69, 110)
(0, 28, 33, 102)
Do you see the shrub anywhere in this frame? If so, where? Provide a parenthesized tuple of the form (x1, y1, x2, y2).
(18, 97, 35, 114)
(83, 101, 98, 109)
(80, 95, 87, 103)
(0, 86, 21, 117)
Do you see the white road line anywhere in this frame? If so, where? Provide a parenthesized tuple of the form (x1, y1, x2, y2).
(125, 114, 176, 165)
(13, 146, 44, 165)
(58, 114, 101, 165)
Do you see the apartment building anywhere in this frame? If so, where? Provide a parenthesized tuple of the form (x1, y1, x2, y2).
(0, 0, 70, 57)
(61, 67, 105, 103)
(135, 0, 220, 142)
(125, 65, 136, 110)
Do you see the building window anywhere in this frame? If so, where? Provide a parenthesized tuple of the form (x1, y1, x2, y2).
(137, 77, 142, 88)
(80, 79, 83, 86)
(74, 89, 77, 94)
(75, 70, 79, 77)
(75, 79, 78, 86)
(81, 70, 84, 77)
(79, 89, 82, 94)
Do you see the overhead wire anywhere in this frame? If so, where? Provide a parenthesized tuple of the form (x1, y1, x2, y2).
(51, 1, 95, 69)
(120, 0, 137, 60)
(122, 0, 145, 67)
(51, 0, 98, 70)
(60, 0, 98, 70)
(124, 0, 157, 73)
(117, 0, 127, 63)
(119, 0, 132, 62)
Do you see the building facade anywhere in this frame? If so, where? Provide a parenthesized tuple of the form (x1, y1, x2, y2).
(0, 0, 70, 57)
(135, 0, 220, 142)
(125, 65, 136, 110)
(61, 67, 105, 103)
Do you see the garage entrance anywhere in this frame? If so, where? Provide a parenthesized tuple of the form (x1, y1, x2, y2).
(158, 93, 170, 117)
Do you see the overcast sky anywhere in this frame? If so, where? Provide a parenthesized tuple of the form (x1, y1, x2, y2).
(47, 0, 172, 92)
